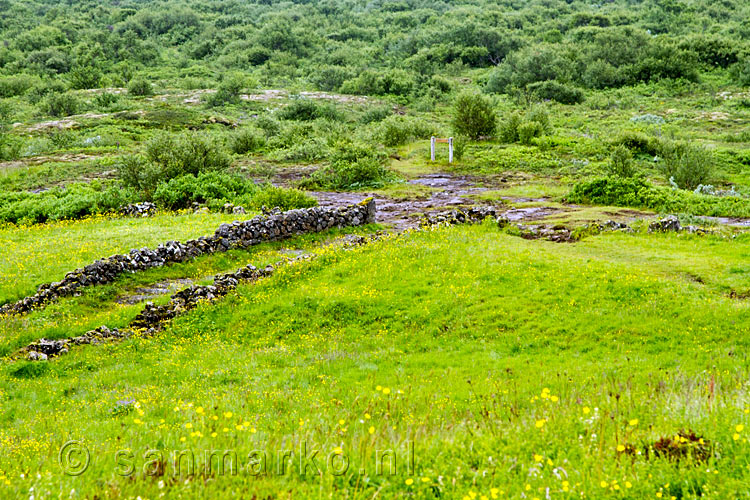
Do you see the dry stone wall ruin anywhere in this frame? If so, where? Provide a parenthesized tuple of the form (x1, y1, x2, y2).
(1, 199, 376, 317)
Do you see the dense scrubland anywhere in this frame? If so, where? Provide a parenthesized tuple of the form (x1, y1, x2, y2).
(1, 0, 750, 498)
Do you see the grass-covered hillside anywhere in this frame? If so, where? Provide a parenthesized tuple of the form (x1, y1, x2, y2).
(1, 0, 750, 498)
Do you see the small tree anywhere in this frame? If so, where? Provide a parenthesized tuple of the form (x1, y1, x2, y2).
(451, 91, 497, 140)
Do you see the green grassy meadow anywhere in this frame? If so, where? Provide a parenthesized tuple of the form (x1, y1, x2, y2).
(2, 222, 750, 498)
(2, 0, 750, 498)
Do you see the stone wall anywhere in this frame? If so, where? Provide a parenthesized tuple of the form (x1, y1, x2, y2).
(1, 199, 376, 317)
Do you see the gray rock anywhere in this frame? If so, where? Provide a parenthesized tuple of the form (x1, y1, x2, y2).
(28, 351, 48, 361)
(649, 215, 681, 233)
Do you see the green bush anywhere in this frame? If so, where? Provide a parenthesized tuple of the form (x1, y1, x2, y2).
(93, 92, 122, 110)
(451, 91, 497, 140)
(527, 80, 584, 104)
(152, 172, 256, 210)
(145, 132, 232, 180)
(485, 46, 573, 94)
(204, 73, 253, 107)
(732, 59, 750, 87)
(375, 115, 436, 147)
(278, 98, 341, 121)
(40, 92, 80, 117)
(360, 106, 392, 124)
(612, 131, 663, 157)
(0, 182, 138, 225)
(127, 78, 154, 97)
(230, 128, 266, 155)
(269, 137, 329, 162)
(306, 141, 392, 190)
(243, 185, 317, 211)
(659, 141, 713, 190)
(152, 173, 316, 212)
(499, 112, 523, 143)
(525, 105, 552, 134)
(568, 177, 750, 218)
(606, 146, 637, 178)
(453, 135, 469, 161)
(115, 155, 163, 199)
(0, 74, 37, 98)
(517, 121, 544, 145)
(68, 64, 102, 90)
(499, 106, 550, 144)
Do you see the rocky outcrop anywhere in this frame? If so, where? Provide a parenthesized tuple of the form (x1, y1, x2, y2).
(0, 199, 377, 317)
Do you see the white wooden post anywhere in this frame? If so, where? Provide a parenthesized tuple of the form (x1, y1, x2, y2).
(430, 136, 436, 161)
(448, 137, 453, 163)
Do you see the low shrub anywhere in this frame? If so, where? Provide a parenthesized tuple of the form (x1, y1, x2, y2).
(242, 185, 317, 211)
(115, 155, 163, 199)
(145, 132, 232, 180)
(93, 92, 122, 110)
(152, 172, 316, 212)
(152, 172, 256, 210)
(278, 98, 341, 121)
(612, 130, 663, 157)
(40, 92, 80, 117)
(127, 78, 154, 97)
(230, 128, 266, 155)
(305, 141, 392, 190)
(0, 74, 37, 98)
(517, 121, 544, 145)
(568, 177, 750, 218)
(527, 80, 585, 104)
(659, 141, 713, 190)
(606, 146, 637, 178)
(360, 106, 392, 124)
(0, 133, 23, 161)
(268, 137, 329, 162)
(499, 106, 551, 144)
(0, 182, 138, 225)
(375, 115, 436, 147)
(499, 112, 523, 143)
(255, 115, 282, 136)
(204, 73, 253, 107)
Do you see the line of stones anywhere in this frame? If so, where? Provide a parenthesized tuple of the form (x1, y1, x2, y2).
(1, 199, 377, 318)
(21, 207, 498, 361)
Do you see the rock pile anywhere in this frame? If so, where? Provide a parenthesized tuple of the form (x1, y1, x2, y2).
(518, 224, 576, 243)
(649, 215, 682, 233)
(22, 231, 390, 361)
(222, 203, 246, 215)
(1, 199, 376, 317)
(119, 202, 157, 217)
(130, 264, 275, 331)
(23, 264, 278, 360)
(420, 207, 498, 226)
(648, 215, 707, 234)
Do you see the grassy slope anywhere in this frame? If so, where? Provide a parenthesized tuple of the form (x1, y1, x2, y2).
(1, 224, 749, 498)
(0, 212, 245, 304)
